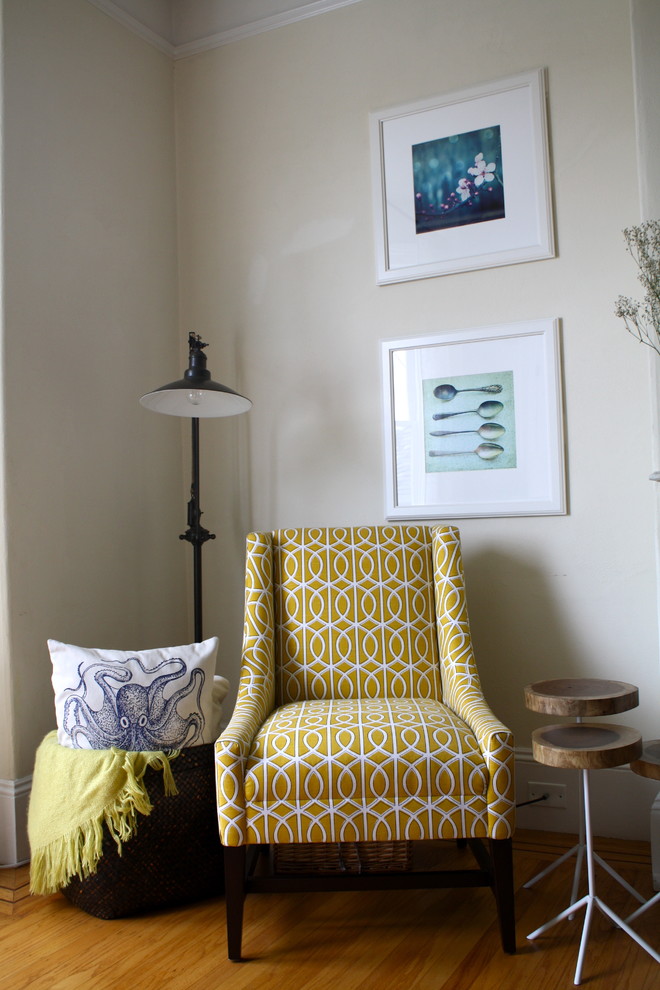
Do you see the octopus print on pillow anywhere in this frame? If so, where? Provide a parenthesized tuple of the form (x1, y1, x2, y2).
(49, 637, 219, 750)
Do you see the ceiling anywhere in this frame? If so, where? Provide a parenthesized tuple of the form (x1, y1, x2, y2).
(87, 0, 365, 57)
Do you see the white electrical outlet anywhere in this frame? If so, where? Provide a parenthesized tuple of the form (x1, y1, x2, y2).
(527, 781, 567, 809)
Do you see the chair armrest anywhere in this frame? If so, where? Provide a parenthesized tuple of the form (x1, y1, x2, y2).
(216, 532, 276, 846)
(453, 690, 515, 839)
(216, 702, 269, 846)
(432, 526, 515, 837)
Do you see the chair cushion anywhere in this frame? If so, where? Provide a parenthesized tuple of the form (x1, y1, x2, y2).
(273, 527, 442, 704)
(243, 697, 489, 843)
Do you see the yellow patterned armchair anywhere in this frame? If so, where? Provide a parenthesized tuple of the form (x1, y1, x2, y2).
(216, 525, 515, 959)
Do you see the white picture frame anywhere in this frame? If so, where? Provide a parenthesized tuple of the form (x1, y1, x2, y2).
(381, 319, 566, 519)
(370, 69, 555, 284)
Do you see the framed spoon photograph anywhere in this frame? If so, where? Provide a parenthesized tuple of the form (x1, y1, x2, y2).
(381, 319, 566, 518)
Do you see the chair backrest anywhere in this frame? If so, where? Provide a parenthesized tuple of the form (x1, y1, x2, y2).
(272, 525, 442, 704)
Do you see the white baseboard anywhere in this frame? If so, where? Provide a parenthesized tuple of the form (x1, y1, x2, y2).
(515, 747, 660, 842)
(0, 776, 32, 866)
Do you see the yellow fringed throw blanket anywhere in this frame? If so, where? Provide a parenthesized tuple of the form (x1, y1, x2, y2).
(28, 731, 179, 895)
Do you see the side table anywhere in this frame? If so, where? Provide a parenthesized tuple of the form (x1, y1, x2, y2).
(526, 722, 660, 985)
(523, 677, 644, 910)
(626, 740, 660, 925)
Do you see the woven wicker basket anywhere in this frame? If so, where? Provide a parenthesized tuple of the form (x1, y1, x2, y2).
(274, 841, 412, 875)
(61, 742, 222, 919)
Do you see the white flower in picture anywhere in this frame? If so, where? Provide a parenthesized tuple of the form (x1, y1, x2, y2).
(456, 178, 471, 201)
(468, 152, 496, 187)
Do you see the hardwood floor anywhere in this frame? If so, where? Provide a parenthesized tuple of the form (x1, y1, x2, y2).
(2, 830, 660, 989)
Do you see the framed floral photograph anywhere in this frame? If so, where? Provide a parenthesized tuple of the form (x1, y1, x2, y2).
(370, 69, 555, 283)
(381, 319, 566, 518)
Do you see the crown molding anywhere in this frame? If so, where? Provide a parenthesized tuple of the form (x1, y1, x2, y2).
(86, 0, 176, 56)
(86, 0, 365, 59)
(173, 0, 364, 58)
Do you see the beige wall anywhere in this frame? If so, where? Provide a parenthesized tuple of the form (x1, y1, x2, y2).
(175, 0, 660, 748)
(2, 0, 659, 843)
(1, 0, 187, 781)
(0, 0, 12, 789)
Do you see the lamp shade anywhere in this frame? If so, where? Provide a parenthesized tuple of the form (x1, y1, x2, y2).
(140, 334, 252, 418)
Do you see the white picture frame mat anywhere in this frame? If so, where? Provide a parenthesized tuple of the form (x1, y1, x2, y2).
(371, 69, 554, 282)
(383, 319, 565, 518)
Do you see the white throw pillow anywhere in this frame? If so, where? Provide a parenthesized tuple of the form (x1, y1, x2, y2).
(211, 674, 230, 737)
(49, 637, 220, 751)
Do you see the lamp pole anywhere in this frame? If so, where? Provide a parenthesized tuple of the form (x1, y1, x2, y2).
(140, 333, 252, 642)
(181, 417, 214, 642)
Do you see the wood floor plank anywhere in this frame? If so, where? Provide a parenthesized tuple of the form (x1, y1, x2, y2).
(2, 831, 660, 990)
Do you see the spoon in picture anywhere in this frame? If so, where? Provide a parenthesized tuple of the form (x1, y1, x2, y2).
(429, 442, 504, 461)
(432, 400, 504, 421)
(430, 423, 506, 440)
(434, 383, 503, 401)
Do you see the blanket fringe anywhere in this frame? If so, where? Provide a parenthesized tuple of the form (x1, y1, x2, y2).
(29, 749, 180, 895)
(30, 816, 105, 894)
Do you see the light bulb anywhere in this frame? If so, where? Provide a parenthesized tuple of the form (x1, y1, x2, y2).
(187, 390, 204, 406)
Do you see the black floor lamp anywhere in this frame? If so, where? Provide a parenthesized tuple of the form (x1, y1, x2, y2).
(140, 333, 252, 642)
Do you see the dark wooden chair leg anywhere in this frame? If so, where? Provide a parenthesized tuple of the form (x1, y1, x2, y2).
(224, 845, 246, 962)
(489, 837, 516, 953)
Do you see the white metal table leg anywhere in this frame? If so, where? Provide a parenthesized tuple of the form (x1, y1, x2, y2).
(524, 766, 645, 908)
(523, 841, 581, 889)
(627, 888, 660, 924)
(528, 769, 660, 985)
(593, 851, 646, 903)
